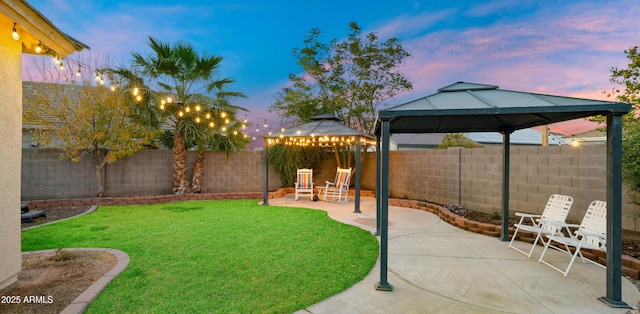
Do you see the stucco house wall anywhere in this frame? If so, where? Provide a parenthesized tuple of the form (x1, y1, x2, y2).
(0, 0, 87, 290)
(0, 16, 24, 291)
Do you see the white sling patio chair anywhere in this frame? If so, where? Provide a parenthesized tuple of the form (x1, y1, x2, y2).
(538, 200, 607, 277)
(294, 169, 314, 201)
(508, 194, 574, 258)
(323, 167, 351, 202)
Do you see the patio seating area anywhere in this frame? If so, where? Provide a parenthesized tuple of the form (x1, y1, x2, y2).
(267, 194, 640, 313)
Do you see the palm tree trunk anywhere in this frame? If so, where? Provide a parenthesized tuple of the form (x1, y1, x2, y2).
(172, 129, 190, 195)
(191, 150, 204, 193)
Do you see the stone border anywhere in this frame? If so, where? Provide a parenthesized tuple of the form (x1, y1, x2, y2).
(20, 248, 130, 314)
(21, 205, 98, 231)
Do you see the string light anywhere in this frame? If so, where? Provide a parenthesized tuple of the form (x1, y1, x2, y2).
(35, 41, 43, 54)
(76, 68, 81, 77)
(264, 119, 268, 128)
(12, 22, 18, 40)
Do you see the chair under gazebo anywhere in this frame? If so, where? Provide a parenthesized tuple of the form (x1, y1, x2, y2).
(261, 114, 375, 213)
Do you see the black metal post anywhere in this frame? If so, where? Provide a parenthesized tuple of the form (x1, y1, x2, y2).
(375, 136, 381, 236)
(375, 119, 392, 291)
(354, 139, 362, 213)
(500, 131, 511, 241)
(598, 113, 628, 308)
(262, 138, 269, 206)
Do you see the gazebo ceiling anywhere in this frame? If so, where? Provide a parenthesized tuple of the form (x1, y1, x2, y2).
(376, 82, 631, 134)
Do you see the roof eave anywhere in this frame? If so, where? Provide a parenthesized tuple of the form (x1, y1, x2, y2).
(1, 0, 89, 56)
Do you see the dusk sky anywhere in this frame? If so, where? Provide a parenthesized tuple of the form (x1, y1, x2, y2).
(22, 0, 640, 140)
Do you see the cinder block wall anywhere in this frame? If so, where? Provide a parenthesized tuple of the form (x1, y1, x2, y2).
(360, 144, 639, 231)
(22, 149, 281, 199)
(21, 145, 640, 232)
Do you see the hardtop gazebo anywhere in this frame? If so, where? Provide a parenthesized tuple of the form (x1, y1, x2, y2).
(261, 114, 374, 213)
(374, 82, 631, 307)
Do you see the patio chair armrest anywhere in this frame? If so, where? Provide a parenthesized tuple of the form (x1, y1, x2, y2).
(576, 230, 606, 238)
(325, 181, 335, 186)
(540, 220, 578, 228)
(515, 213, 541, 218)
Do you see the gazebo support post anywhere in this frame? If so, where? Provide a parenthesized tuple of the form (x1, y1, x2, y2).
(598, 113, 629, 308)
(375, 136, 381, 236)
(354, 139, 362, 213)
(500, 131, 512, 241)
(262, 138, 269, 206)
(375, 119, 392, 291)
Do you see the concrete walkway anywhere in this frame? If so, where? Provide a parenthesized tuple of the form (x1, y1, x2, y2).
(266, 195, 640, 314)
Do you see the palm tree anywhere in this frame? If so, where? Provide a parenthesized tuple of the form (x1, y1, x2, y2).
(131, 37, 245, 194)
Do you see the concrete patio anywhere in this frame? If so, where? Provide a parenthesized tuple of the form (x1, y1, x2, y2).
(266, 195, 640, 314)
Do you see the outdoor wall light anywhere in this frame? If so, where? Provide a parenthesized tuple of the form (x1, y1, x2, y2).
(12, 22, 19, 40)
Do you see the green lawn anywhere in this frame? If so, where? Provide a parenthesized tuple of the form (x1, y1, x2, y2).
(21, 200, 379, 313)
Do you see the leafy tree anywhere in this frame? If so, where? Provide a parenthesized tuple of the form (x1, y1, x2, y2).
(24, 57, 159, 197)
(437, 133, 481, 149)
(270, 22, 412, 135)
(607, 45, 640, 217)
(269, 21, 412, 171)
(129, 37, 246, 194)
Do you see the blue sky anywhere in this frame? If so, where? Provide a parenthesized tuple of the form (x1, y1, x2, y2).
(23, 0, 640, 139)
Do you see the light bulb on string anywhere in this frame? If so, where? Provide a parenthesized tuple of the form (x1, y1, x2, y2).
(12, 23, 18, 40)
(256, 124, 259, 132)
(264, 120, 268, 128)
(76, 68, 81, 77)
(243, 114, 247, 123)
(35, 41, 42, 53)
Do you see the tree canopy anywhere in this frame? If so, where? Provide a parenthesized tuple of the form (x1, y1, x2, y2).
(24, 56, 159, 196)
(269, 21, 413, 135)
(437, 133, 481, 149)
(608, 45, 640, 216)
(128, 37, 247, 194)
